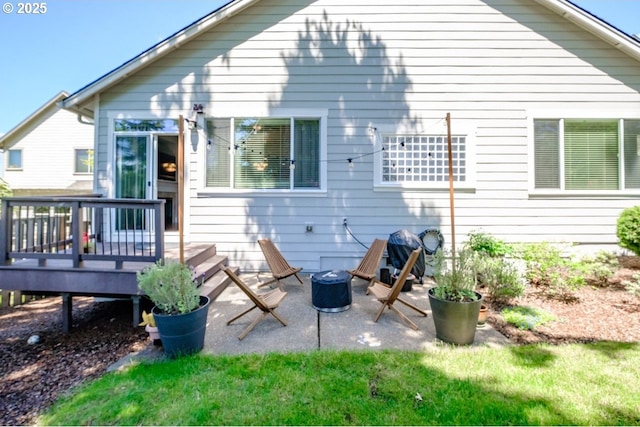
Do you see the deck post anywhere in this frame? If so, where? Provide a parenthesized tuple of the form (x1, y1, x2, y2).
(0, 199, 9, 265)
(71, 202, 82, 268)
(131, 295, 141, 328)
(61, 293, 72, 333)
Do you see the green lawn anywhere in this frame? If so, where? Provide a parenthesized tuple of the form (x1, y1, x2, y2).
(39, 342, 640, 425)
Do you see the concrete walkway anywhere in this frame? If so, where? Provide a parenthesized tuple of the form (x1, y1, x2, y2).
(111, 273, 510, 369)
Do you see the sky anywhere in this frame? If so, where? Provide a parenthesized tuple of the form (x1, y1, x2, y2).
(0, 0, 639, 135)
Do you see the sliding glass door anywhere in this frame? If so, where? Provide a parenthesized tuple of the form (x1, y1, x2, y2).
(115, 135, 152, 231)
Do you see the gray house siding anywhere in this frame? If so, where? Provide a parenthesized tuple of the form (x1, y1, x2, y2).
(92, 0, 640, 271)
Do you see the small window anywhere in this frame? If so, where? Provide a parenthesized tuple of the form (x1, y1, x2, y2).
(7, 149, 22, 169)
(379, 134, 468, 186)
(75, 149, 93, 174)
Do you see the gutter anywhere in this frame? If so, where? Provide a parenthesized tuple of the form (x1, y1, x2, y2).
(61, 0, 260, 112)
(533, 0, 640, 62)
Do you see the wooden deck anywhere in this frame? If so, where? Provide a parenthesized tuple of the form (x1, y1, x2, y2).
(0, 197, 236, 332)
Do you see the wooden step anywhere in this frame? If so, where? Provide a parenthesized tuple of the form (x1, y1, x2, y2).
(192, 254, 227, 283)
(165, 243, 217, 267)
(200, 266, 238, 302)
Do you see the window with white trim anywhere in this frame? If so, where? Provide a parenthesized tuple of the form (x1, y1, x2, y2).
(380, 134, 467, 185)
(534, 119, 640, 191)
(74, 149, 93, 174)
(205, 117, 321, 190)
(7, 149, 22, 170)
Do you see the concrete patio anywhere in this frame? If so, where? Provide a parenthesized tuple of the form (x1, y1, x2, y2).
(110, 273, 511, 370)
(202, 273, 510, 355)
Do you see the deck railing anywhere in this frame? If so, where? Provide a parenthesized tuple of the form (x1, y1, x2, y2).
(0, 196, 164, 269)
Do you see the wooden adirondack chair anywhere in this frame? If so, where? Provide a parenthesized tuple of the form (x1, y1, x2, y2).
(257, 238, 304, 289)
(222, 266, 288, 340)
(368, 248, 428, 330)
(347, 238, 387, 291)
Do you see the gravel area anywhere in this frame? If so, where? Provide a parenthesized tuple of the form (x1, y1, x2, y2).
(1, 260, 639, 425)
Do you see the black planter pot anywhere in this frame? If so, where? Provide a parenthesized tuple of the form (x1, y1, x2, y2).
(428, 289, 483, 345)
(152, 295, 210, 358)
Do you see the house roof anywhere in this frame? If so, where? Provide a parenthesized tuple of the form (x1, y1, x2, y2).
(61, 0, 640, 117)
(0, 91, 69, 150)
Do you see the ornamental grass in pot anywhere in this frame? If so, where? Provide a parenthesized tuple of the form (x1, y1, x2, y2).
(137, 260, 209, 358)
(429, 246, 483, 345)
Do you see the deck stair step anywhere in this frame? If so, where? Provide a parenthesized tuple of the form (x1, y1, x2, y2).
(185, 244, 217, 267)
(192, 254, 227, 283)
(200, 266, 238, 302)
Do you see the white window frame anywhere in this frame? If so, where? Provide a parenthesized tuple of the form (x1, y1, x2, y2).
(74, 148, 93, 174)
(373, 123, 476, 191)
(6, 149, 22, 170)
(198, 108, 328, 195)
(528, 110, 640, 196)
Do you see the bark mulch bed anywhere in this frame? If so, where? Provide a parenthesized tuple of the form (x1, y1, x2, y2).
(1, 259, 639, 425)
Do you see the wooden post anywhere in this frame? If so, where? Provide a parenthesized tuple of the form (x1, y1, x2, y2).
(446, 112, 456, 267)
(178, 115, 185, 264)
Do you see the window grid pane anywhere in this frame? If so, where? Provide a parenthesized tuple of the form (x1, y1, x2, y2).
(381, 135, 466, 183)
(534, 120, 560, 189)
(624, 120, 640, 189)
(205, 119, 231, 187)
(564, 121, 618, 190)
(294, 119, 320, 188)
(234, 118, 290, 190)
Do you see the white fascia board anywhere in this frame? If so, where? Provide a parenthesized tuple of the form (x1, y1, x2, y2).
(534, 0, 640, 62)
(61, 0, 261, 112)
(0, 91, 68, 148)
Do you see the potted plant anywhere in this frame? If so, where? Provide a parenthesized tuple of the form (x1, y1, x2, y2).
(137, 260, 209, 358)
(138, 310, 161, 343)
(428, 246, 484, 345)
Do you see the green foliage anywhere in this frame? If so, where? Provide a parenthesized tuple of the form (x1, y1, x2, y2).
(38, 344, 640, 426)
(477, 257, 526, 302)
(0, 178, 12, 215)
(617, 206, 640, 256)
(467, 230, 513, 257)
(516, 242, 586, 301)
(621, 273, 640, 298)
(576, 251, 619, 287)
(501, 306, 556, 330)
(0, 177, 12, 198)
(433, 247, 480, 302)
(137, 261, 201, 315)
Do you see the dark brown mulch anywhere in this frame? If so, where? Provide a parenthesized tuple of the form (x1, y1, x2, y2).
(1, 260, 639, 425)
(486, 265, 640, 345)
(0, 297, 148, 426)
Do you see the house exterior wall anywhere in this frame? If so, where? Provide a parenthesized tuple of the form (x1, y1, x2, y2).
(94, 0, 640, 271)
(3, 106, 94, 195)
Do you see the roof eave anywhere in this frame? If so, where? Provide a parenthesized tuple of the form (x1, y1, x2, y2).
(0, 91, 69, 148)
(61, 0, 260, 112)
(534, 0, 640, 62)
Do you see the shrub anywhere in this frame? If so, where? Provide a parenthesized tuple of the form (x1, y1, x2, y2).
(501, 306, 556, 330)
(617, 206, 640, 256)
(478, 256, 526, 302)
(467, 230, 513, 257)
(517, 242, 585, 301)
(576, 251, 619, 287)
(621, 273, 640, 298)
